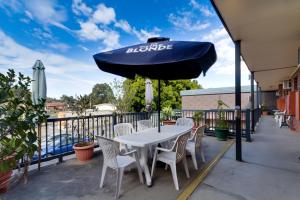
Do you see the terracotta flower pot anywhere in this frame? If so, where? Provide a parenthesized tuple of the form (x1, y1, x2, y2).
(0, 170, 13, 193)
(162, 120, 176, 125)
(73, 142, 94, 162)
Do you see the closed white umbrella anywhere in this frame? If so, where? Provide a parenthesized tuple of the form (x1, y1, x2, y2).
(32, 60, 47, 170)
(145, 79, 153, 111)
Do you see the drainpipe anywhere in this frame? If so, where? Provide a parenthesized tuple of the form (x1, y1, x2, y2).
(235, 40, 242, 162)
(251, 72, 255, 133)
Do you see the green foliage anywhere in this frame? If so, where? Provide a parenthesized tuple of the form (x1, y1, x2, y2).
(111, 79, 136, 114)
(60, 95, 76, 110)
(0, 69, 47, 174)
(120, 76, 201, 112)
(73, 95, 90, 117)
(161, 106, 174, 120)
(216, 100, 229, 130)
(192, 111, 203, 125)
(90, 83, 115, 105)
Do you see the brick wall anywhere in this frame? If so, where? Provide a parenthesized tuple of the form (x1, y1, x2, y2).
(182, 93, 251, 110)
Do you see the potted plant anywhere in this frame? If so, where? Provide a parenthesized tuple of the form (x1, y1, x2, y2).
(192, 111, 203, 129)
(0, 69, 47, 192)
(215, 100, 229, 141)
(72, 95, 94, 162)
(261, 105, 268, 116)
(161, 106, 176, 125)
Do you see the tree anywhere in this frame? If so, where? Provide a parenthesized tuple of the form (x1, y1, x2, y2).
(90, 83, 115, 106)
(122, 76, 202, 112)
(73, 95, 90, 116)
(111, 79, 136, 114)
(60, 95, 76, 110)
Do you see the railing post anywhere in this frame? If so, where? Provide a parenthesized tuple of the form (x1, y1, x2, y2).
(112, 113, 117, 136)
(245, 109, 251, 142)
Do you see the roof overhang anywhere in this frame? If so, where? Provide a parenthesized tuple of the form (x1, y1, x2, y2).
(211, 0, 300, 91)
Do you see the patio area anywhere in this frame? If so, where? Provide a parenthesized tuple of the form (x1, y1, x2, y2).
(190, 116, 300, 200)
(2, 134, 230, 200)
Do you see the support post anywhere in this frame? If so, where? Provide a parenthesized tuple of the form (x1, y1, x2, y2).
(158, 79, 161, 132)
(256, 82, 259, 109)
(250, 72, 255, 133)
(235, 40, 242, 161)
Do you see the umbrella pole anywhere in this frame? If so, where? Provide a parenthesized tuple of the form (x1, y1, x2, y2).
(158, 79, 161, 132)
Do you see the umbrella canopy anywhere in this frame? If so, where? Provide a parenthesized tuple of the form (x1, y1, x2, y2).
(93, 37, 217, 131)
(32, 60, 47, 105)
(93, 38, 216, 80)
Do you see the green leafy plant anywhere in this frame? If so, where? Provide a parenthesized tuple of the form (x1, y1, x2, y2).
(0, 69, 47, 181)
(192, 111, 203, 126)
(162, 106, 174, 121)
(215, 100, 229, 130)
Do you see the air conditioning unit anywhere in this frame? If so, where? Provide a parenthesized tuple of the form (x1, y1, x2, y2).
(282, 80, 291, 90)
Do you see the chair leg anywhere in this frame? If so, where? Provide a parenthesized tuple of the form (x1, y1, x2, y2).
(151, 150, 158, 178)
(116, 168, 124, 199)
(200, 147, 206, 163)
(165, 164, 168, 170)
(191, 150, 198, 170)
(183, 157, 190, 178)
(99, 164, 107, 188)
(170, 162, 179, 190)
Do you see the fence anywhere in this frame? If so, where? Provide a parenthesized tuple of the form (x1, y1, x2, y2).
(181, 109, 252, 142)
(29, 108, 256, 166)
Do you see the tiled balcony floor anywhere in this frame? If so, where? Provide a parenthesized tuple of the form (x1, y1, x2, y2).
(2, 135, 229, 200)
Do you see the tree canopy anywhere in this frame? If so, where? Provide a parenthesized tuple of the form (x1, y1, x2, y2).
(90, 83, 115, 105)
(124, 76, 201, 112)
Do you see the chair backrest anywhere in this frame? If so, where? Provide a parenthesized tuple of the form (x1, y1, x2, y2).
(175, 117, 194, 128)
(137, 120, 152, 132)
(114, 123, 135, 137)
(174, 132, 190, 162)
(194, 125, 205, 149)
(97, 136, 119, 169)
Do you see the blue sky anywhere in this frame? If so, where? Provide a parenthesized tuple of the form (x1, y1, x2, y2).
(0, 0, 251, 98)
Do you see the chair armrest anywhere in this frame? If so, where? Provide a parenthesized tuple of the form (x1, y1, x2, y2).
(155, 147, 172, 152)
(121, 149, 137, 156)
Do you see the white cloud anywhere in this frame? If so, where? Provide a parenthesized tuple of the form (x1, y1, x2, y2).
(201, 28, 249, 76)
(132, 28, 160, 42)
(92, 4, 116, 25)
(115, 20, 132, 33)
(78, 45, 89, 51)
(24, 0, 68, 28)
(72, 0, 92, 16)
(49, 43, 70, 52)
(77, 21, 107, 41)
(0, 30, 109, 97)
(190, 0, 214, 17)
(168, 12, 210, 31)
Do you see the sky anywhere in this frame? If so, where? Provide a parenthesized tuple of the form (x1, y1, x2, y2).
(0, 0, 251, 98)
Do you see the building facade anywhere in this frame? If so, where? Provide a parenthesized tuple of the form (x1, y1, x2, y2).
(181, 86, 276, 111)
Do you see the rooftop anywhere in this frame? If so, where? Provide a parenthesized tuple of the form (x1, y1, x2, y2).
(180, 85, 255, 96)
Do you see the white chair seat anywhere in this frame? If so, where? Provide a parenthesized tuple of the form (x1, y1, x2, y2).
(186, 141, 194, 152)
(157, 151, 176, 164)
(116, 155, 135, 168)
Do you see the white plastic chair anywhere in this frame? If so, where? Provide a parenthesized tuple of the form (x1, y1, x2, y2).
(137, 120, 152, 132)
(175, 117, 194, 127)
(114, 123, 135, 136)
(151, 132, 190, 190)
(114, 123, 135, 152)
(97, 136, 143, 199)
(186, 125, 206, 170)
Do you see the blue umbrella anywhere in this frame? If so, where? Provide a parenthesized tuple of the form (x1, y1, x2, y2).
(93, 37, 217, 131)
